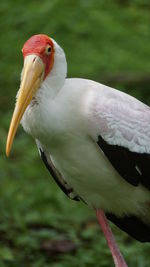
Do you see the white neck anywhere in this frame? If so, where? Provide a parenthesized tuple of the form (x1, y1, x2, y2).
(35, 38, 67, 102)
(21, 39, 67, 138)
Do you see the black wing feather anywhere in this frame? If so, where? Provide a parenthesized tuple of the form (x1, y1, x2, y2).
(97, 135, 150, 190)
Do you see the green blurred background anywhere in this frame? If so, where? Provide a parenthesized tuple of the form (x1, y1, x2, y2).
(1, 0, 150, 266)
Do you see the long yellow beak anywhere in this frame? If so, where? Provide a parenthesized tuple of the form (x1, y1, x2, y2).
(6, 55, 45, 157)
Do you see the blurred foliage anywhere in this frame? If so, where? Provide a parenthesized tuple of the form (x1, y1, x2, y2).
(1, 0, 150, 266)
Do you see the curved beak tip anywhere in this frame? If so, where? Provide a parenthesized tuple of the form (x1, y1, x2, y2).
(6, 144, 10, 157)
(6, 133, 12, 157)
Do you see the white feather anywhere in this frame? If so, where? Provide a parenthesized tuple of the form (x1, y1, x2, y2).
(87, 84, 150, 153)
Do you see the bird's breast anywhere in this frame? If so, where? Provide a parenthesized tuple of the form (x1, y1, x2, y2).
(21, 95, 85, 148)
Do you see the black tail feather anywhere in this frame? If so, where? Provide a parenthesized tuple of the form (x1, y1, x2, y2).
(106, 213, 150, 242)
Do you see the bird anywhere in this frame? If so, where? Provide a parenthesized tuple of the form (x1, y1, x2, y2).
(6, 34, 150, 267)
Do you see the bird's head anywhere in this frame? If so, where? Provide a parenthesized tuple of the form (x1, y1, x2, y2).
(6, 34, 63, 157)
(22, 34, 54, 78)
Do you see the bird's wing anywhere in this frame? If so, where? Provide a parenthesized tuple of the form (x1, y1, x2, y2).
(35, 140, 80, 201)
(89, 85, 150, 190)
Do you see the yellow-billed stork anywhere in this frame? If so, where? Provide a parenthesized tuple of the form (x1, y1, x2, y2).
(6, 34, 150, 267)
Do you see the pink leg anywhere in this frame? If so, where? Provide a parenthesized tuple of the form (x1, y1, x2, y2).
(96, 208, 128, 267)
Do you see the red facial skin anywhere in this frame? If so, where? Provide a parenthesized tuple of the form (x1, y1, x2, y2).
(22, 34, 54, 78)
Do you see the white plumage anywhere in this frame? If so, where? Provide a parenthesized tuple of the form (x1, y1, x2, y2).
(6, 34, 150, 267)
(21, 63, 150, 218)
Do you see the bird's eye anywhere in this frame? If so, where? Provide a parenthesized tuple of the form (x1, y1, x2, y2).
(45, 46, 52, 55)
